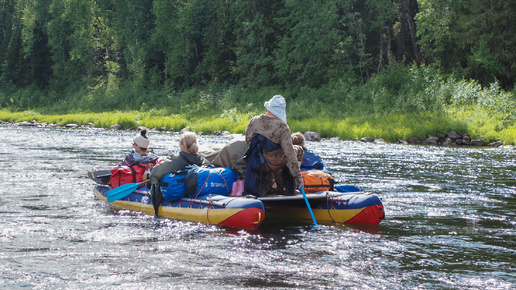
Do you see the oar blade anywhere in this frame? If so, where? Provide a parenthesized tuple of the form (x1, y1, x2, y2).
(107, 182, 141, 203)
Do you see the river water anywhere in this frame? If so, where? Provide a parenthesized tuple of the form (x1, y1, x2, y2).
(0, 125, 514, 289)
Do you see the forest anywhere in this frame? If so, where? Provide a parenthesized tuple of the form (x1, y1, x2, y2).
(0, 0, 515, 143)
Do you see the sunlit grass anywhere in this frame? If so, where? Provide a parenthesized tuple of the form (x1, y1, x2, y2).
(187, 115, 250, 134)
(2, 64, 515, 145)
(499, 125, 516, 145)
(0, 110, 137, 128)
(444, 107, 516, 144)
(288, 109, 516, 144)
(1, 106, 515, 145)
(139, 114, 188, 131)
(0, 109, 251, 134)
(290, 113, 447, 142)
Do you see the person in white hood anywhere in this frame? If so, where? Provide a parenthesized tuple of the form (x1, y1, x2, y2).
(245, 95, 304, 195)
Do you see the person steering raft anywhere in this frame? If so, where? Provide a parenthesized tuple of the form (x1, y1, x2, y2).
(244, 95, 304, 197)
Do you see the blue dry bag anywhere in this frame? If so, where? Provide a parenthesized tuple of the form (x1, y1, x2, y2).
(185, 167, 237, 197)
(160, 170, 189, 201)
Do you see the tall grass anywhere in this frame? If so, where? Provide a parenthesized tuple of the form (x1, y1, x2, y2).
(289, 112, 466, 142)
(1, 64, 515, 144)
(1, 108, 515, 144)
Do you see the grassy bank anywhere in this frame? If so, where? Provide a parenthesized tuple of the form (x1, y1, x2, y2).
(2, 64, 515, 144)
(2, 107, 515, 145)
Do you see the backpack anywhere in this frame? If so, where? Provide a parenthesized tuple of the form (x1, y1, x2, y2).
(185, 167, 238, 198)
(302, 170, 335, 193)
(109, 163, 155, 189)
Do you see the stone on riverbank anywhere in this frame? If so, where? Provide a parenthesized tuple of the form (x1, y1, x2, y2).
(488, 141, 503, 147)
(447, 131, 462, 139)
(2, 120, 513, 149)
(214, 130, 231, 136)
(402, 131, 497, 148)
(17, 121, 35, 126)
(470, 140, 487, 146)
(110, 124, 122, 130)
(407, 137, 422, 144)
(361, 137, 388, 144)
(304, 131, 321, 141)
(422, 135, 440, 145)
(443, 138, 455, 146)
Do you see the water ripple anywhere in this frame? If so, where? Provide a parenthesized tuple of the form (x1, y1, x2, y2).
(0, 126, 514, 288)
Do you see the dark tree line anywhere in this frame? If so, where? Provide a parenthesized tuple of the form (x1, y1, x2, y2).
(0, 0, 514, 109)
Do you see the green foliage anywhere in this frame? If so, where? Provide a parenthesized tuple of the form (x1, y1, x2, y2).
(275, 1, 336, 87)
(288, 112, 455, 142)
(1, 0, 516, 145)
(2, 0, 515, 100)
(142, 115, 188, 132)
(499, 124, 516, 145)
(415, 0, 454, 66)
(416, 0, 516, 88)
(231, 0, 284, 89)
(187, 115, 248, 135)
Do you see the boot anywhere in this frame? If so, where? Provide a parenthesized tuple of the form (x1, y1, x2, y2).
(149, 184, 162, 216)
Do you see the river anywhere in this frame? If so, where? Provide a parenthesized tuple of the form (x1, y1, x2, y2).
(0, 125, 514, 289)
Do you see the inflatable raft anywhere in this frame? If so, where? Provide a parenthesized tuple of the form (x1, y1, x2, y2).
(93, 184, 384, 229)
(91, 167, 384, 228)
(94, 185, 265, 229)
(258, 191, 385, 225)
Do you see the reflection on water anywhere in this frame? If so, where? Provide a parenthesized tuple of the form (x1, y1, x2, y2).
(0, 126, 514, 288)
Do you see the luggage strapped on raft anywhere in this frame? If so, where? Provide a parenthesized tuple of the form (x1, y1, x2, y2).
(109, 161, 157, 189)
(301, 170, 335, 193)
(159, 166, 238, 201)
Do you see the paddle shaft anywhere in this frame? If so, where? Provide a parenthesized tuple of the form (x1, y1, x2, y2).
(300, 186, 318, 226)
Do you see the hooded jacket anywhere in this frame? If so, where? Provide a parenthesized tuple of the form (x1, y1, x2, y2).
(150, 151, 205, 185)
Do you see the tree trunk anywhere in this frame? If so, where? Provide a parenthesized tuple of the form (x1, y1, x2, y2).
(401, 0, 421, 63)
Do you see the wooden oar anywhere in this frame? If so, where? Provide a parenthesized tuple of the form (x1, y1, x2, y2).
(107, 181, 148, 203)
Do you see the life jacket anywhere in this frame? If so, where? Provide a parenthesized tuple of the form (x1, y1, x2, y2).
(160, 167, 237, 201)
(109, 162, 157, 189)
(302, 170, 335, 193)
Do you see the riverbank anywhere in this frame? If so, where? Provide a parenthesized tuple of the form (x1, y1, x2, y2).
(2, 63, 515, 146)
(1, 109, 515, 149)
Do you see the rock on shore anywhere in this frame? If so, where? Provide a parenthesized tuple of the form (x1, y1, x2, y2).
(2, 120, 513, 149)
(361, 130, 512, 149)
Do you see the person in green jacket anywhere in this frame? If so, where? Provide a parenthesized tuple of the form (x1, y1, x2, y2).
(148, 131, 207, 215)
